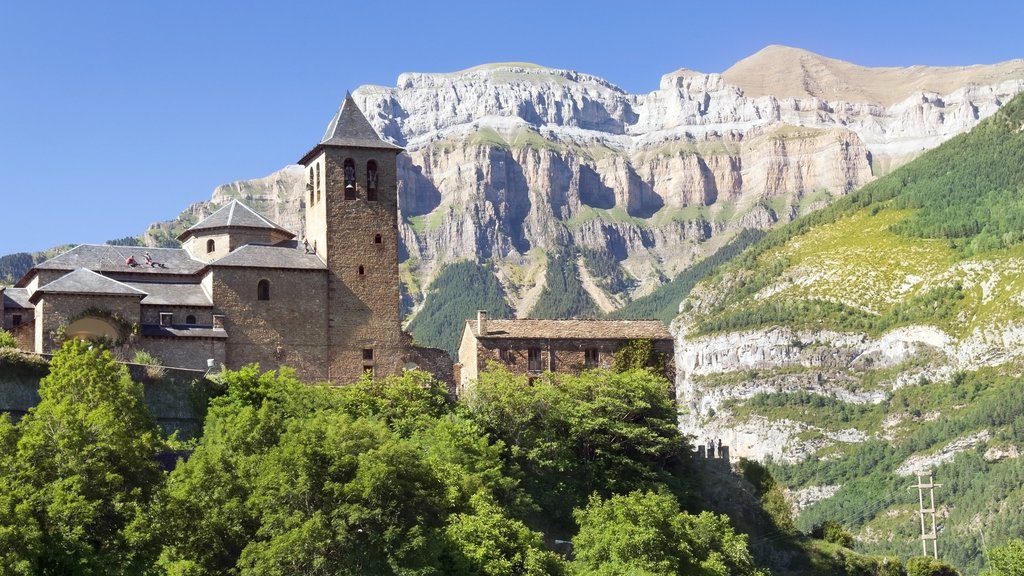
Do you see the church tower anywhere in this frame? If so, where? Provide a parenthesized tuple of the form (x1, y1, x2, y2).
(299, 93, 404, 383)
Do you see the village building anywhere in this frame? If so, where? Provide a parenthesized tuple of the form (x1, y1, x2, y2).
(456, 310, 675, 393)
(0, 95, 448, 384)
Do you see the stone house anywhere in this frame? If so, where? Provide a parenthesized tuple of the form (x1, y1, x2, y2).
(1, 95, 448, 384)
(456, 310, 674, 393)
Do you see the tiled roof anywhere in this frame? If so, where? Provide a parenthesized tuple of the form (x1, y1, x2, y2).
(178, 200, 295, 241)
(2, 287, 32, 309)
(31, 268, 146, 302)
(125, 282, 212, 306)
(469, 319, 673, 341)
(298, 93, 402, 164)
(29, 245, 204, 278)
(212, 243, 326, 270)
(140, 325, 228, 339)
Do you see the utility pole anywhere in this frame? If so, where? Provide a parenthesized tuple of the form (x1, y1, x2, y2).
(909, 471, 942, 558)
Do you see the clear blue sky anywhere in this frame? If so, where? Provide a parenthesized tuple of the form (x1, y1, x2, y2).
(1, 0, 1022, 255)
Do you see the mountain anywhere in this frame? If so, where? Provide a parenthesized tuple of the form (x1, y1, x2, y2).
(5, 48, 1024, 345)
(675, 91, 1024, 572)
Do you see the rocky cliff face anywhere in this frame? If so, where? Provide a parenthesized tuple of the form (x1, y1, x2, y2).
(144, 50, 1024, 317)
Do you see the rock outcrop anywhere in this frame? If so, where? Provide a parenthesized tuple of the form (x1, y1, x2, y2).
(143, 49, 1024, 317)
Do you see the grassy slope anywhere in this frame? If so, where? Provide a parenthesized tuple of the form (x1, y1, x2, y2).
(687, 92, 1024, 339)
(678, 93, 1024, 574)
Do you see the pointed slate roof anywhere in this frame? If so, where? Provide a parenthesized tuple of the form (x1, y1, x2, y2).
(177, 200, 295, 241)
(298, 92, 402, 164)
(30, 268, 147, 303)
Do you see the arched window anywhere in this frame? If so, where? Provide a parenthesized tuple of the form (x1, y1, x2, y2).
(357, 265, 365, 276)
(373, 233, 382, 244)
(257, 279, 270, 301)
(185, 314, 197, 325)
(343, 158, 356, 199)
(206, 239, 215, 253)
(366, 160, 378, 201)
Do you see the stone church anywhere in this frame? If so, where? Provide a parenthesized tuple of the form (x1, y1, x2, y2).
(0, 95, 448, 384)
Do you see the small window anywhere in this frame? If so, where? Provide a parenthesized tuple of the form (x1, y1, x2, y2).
(500, 348, 513, 363)
(344, 158, 356, 199)
(528, 348, 542, 372)
(585, 348, 600, 368)
(206, 239, 215, 253)
(257, 279, 270, 301)
(362, 348, 374, 360)
(363, 365, 374, 377)
(373, 233, 382, 244)
(358, 265, 365, 276)
(12, 314, 22, 327)
(185, 315, 196, 325)
(159, 312, 173, 326)
(316, 163, 321, 196)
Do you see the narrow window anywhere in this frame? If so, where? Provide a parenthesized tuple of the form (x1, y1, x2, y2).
(308, 167, 314, 204)
(500, 348, 513, 363)
(185, 314, 196, 325)
(373, 233, 382, 244)
(257, 279, 270, 301)
(358, 265, 365, 276)
(585, 348, 600, 368)
(12, 314, 22, 327)
(528, 348, 542, 372)
(315, 163, 321, 197)
(362, 348, 374, 360)
(344, 158, 356, 199)
(206, 239, 215, 253)
(366, 160, 378, 201)
(159, 312, 173, 326)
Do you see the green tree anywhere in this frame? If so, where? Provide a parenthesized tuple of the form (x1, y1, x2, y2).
(906, 556, 960, 576)
(982, 539, 1024, 576)
(465, 366, 689, 527)
(0, 339, 164, 575)
(571, 490, 766, 576)
(0, 328, 16, 348)
(442, 493, 565, 576)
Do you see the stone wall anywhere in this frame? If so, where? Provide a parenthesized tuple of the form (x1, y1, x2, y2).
(137, 336, 225, 372)
(212, 266, 329, 382)
(140, 305, 214, 326)
(320, 146, 406, 384)
(472, 337, 676, 383)
(34, 293, 142, 353)
(0, 352, 212, 439)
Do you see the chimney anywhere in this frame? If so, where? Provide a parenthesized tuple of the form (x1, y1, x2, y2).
(476, 310, 488, 336)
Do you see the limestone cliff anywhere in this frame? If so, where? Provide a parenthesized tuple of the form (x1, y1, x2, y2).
(140, 49, 1024, 319)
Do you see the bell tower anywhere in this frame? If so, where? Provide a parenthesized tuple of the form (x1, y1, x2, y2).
(299, 93, 404, 383)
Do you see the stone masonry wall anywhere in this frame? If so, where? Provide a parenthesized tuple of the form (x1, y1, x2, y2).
(212, 267, 329, 382)
(475, 337, 676, 382)
(322, 147, 405, 384)
(34, 293, 142, 353)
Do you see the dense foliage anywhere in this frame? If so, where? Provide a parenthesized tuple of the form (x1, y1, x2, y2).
(407, 260, 513, 356)
(530, 247, 599, 320)
(610, 229, 766, 323)
(579, 248, 633, 295)
(0, 340, 164, 574)
(0, 345, 779, 574)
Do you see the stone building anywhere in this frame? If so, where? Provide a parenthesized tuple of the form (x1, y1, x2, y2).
(0, 95, 448, 384)
(456, 310, 674, 393)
